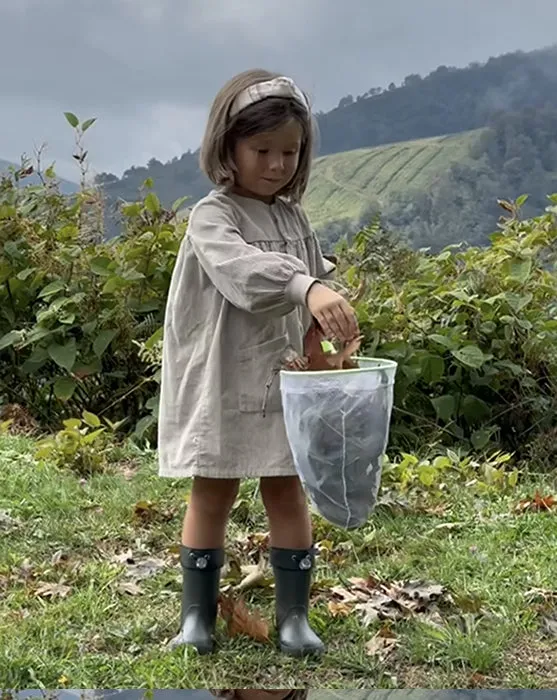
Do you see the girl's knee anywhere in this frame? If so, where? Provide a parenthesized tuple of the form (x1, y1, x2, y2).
(190, 477, 240, 514)
(260, 476, 305, 508)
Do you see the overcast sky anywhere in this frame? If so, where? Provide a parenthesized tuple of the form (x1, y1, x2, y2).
(1, 0, 556, 182)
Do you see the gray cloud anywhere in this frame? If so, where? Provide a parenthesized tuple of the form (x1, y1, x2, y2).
(1, 0, 557, 180)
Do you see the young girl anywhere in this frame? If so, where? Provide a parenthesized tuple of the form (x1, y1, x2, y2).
(158, 69, 359, 657)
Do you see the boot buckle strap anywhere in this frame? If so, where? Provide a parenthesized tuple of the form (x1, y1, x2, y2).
(294, 554, 313, 570)
(190, 552, 210, 569)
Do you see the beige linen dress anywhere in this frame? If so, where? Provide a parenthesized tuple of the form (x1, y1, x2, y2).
(158, 188, 335, 479)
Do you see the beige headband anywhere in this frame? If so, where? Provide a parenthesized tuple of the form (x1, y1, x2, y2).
(229, 76, 309, 118)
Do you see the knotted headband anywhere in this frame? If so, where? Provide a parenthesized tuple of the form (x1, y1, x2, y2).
(229, 76, 310, 118)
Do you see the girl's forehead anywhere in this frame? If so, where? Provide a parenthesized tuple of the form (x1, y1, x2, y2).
(246, 118, 303, 143)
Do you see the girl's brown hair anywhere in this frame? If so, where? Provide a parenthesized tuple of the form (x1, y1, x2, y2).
(199, 68, 316, 203)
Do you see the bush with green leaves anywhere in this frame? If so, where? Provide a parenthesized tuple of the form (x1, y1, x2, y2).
(338, 197, 557, 461)
(0, 114, 186, 442)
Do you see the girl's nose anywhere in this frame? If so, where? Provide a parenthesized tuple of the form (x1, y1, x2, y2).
(269, 154, 284, 171)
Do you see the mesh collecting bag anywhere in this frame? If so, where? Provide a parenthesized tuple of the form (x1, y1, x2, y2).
(280, 357, 397, 529)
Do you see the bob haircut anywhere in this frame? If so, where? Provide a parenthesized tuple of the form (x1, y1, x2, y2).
(209, 692, 308, 700)
(199, 68, 317, 203)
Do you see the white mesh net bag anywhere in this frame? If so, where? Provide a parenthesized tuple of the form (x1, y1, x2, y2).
(280, 357, 397, 529)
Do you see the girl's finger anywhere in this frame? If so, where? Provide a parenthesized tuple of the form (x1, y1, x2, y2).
(325, 308, 344, 341)
(336, 304, 356, 341)
(330, 304, 352, 341)
(316, 312, 333, 340)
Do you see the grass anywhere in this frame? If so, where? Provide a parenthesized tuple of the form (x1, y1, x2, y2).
(1, 433, 557, 689)
(303, 129, 486, 230)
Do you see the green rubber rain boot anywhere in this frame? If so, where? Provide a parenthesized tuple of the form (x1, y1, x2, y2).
(169, 545, 225, 655)
(270, 545, 326, 657)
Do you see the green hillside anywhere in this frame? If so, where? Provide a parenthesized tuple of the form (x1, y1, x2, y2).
(304, 129, 485, 230)
(309, 107, 557, 251)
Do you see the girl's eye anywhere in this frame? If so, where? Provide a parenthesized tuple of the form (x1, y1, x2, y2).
(257, 149, 269, 154)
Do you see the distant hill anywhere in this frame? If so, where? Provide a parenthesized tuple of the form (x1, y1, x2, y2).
(0, 158, 79, 195)
(311, 106, 557, 251)
(316, 44, 557, 155)
(304, 129, 484, 230)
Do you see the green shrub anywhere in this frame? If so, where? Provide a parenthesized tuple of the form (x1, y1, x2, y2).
(338, 197, 557, 459)
(0, 116, 186, 441)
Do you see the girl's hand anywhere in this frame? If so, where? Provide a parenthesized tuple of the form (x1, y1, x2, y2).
(306, 283, 359, 342)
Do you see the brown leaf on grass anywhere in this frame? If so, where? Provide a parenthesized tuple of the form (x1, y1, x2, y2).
(515, 491, 556, 513)
(17, 558, 36, 583)
(469, 672, 488, 688)
(114, 459, 140, 481)
(236, 561, 272, 593)
(124, 557, 167, 581)
(51, 550, 70, 567)
(232, 531, 270, 562)
(328, 601, 352, 617)
(542, 615, 557, 638)
(524, 587, 557, 603)
(365, 625, 399, 660)
(221, 557, 273, 593)
(330, 575, 448, 626)
(133, 499, 175, 524)
(34, 582, 71, 599)
(117, 581, 144, 596)
(111, 548, 135, 565)
(110, 549, 167, 582)
(0, 403, 39, 435)
(219, 593, 270, 643)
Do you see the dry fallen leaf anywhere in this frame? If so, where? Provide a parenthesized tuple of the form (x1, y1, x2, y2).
(35, 582, 71, 599)
(133, 499, 175, 524)
(111, 548, 135, 565)
(236, 561, 272, 593)
(469, 672, 488, 687)
(365, 626, 399, 659)
(542, 615, 557, 638)
(124, 557, 167, 581)
(51, 550, 70, 567)
(219, 593, 270, 643)
(524, 587, 557, 603)
(118, 581, 144, 596)
(515, 491, 556, 513)
(331, 575, 449, 626)
(328, 601, 352, 618)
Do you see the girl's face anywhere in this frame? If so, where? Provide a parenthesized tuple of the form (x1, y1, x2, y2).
(234, 691, 294, 700)
(232, 118, 303, 203)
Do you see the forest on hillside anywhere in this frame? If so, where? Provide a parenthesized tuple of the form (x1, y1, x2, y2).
(317, 45, 557, 154)
(318, 106, 557, 251)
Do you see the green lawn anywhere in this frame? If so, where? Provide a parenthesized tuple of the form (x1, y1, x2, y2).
(1, 434, 556, 689)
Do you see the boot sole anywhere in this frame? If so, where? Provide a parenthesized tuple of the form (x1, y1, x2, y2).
(279, 642, 326, 658)
(169, 637, 215, 655)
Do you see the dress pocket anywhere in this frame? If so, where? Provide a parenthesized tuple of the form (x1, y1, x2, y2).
(238, 334, 288, 414)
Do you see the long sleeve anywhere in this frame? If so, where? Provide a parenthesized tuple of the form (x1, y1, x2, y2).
(187, 198, 318, 316)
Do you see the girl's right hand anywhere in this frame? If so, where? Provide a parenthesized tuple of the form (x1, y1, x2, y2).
(306, 283, 359, 342)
